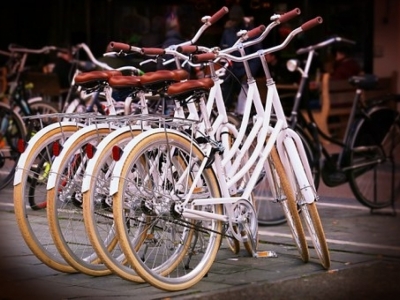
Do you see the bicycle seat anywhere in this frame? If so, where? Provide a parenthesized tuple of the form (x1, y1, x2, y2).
(348, 74, 378, 90)
(75, 70, 122, 88)
(167, 78, 214, 99)
(139, 69, 189, 89)
(108, 75, 142, 89)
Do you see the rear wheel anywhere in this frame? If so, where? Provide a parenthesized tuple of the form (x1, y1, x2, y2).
(13, 124, 79, 273)
(82, 128, 145, 282)
(46, 126, 115, 276)
(348, 107, 400, 209)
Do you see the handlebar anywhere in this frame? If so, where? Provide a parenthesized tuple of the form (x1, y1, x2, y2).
(220, 8, 301, 55)
(75, 43, 140, 72)
(106, 7, 305, 71)
(296, 35, 356, 55)
(278, 7, 302, 23)
(193, 16, 323, 64)
(8, 44, 59, 55)
(107, 42, 143, 54)
(207, 6, 229, 25)
(106, 6, 229, 70)
(175, 8, 301, 65)
(187, 6, 229, 46)
(0, 50, 12, 57)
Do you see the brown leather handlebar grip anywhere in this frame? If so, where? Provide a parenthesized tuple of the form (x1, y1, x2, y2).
(141, 48, 165, 55)
(108, 42, 131, 52)
(208, 6, 229, 24)
(278, 8, 301, 23)
(301, 17, 323, 31)
(246, 25, 266, 39)
(192, 52, 217, 63)
(177, 45, 199, 54)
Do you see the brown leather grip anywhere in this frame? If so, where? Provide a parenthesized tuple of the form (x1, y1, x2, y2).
(192, 52, 216, 63)
(108, 42, 131, 52)
(278, 8, 301, 23)
(301, 17, 323, 31)
(246, 25, 266, 39)
(208, 6, 229, 24)
(141, 48, 165, 55)
(177, 45, 198, 54)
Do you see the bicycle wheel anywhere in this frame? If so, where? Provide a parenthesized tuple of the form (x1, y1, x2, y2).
(254, 119, 319, 226)
(46, 124, 117, 276)
(20, 100, 60, 141)
(82, 126, 146, 282)
(278, 133, 330, 269)
(0, 102, 26, 190)
(348, 106, 400, 208)
(268, 146, 309, 262)
(13, 122, 81, 272)
(111, 129, 223, 291)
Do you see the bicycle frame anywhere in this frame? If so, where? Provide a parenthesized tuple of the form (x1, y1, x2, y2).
(168, 17, 322, 235)
(288, 36, 378, 171)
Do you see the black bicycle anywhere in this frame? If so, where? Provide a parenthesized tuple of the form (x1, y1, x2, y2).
(257, 36, 400, 225)
(0, 44, 62, 189)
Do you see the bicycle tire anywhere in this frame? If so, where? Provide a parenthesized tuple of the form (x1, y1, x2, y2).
(348, 106, 400, 209)
(111, 129, 223, 291)
(269, 146, 309, 262)
(46, 124, 117, 276)
(300, 202, 330, 269)
(13, 96, 43, 115)
(0, 102, 27, 190)
(278, 134, 330, 269)
(13, 122, 81, 273)
(82, 126, 146, 282)
(17, 99, 59, 119)
(255, 120, 319, 226)
(20, 100, 60, 140)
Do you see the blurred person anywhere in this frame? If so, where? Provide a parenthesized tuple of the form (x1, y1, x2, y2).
(158, 5, 199, 78)
(330, 44, 361, 80)
(265, 52, 299, 84)
(219, 3, 262, 113)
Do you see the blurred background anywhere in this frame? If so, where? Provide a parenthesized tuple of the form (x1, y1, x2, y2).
(0, 0, 398, 90)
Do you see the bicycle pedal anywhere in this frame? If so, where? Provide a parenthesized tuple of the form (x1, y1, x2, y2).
(255, 250, 278, 258)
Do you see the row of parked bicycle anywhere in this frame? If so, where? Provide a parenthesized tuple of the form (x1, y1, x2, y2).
(2, 6, 399, 292)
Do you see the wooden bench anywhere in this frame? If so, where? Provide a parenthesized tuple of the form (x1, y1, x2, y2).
(324, 73, 358, 139)
(24, 72, 62, 98)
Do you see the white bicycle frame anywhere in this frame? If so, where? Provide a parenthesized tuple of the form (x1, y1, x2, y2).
(108, 13, 322, 244)
(174, 18, 323, 225)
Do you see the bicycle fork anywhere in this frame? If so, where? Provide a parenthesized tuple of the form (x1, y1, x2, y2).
(276, 128, 317, 205)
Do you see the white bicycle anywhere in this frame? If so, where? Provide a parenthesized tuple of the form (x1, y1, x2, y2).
(107, 13, 329, 291)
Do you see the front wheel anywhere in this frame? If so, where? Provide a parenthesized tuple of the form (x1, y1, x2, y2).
(279, 136, 330, 269)
(269, 146, 309, 262)
(299, 202, 331, 269)
(255, 122, 319, 226)
(112, 129, 223, 291)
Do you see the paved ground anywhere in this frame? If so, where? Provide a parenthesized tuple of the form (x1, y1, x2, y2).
(1, 148, 400, 299)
